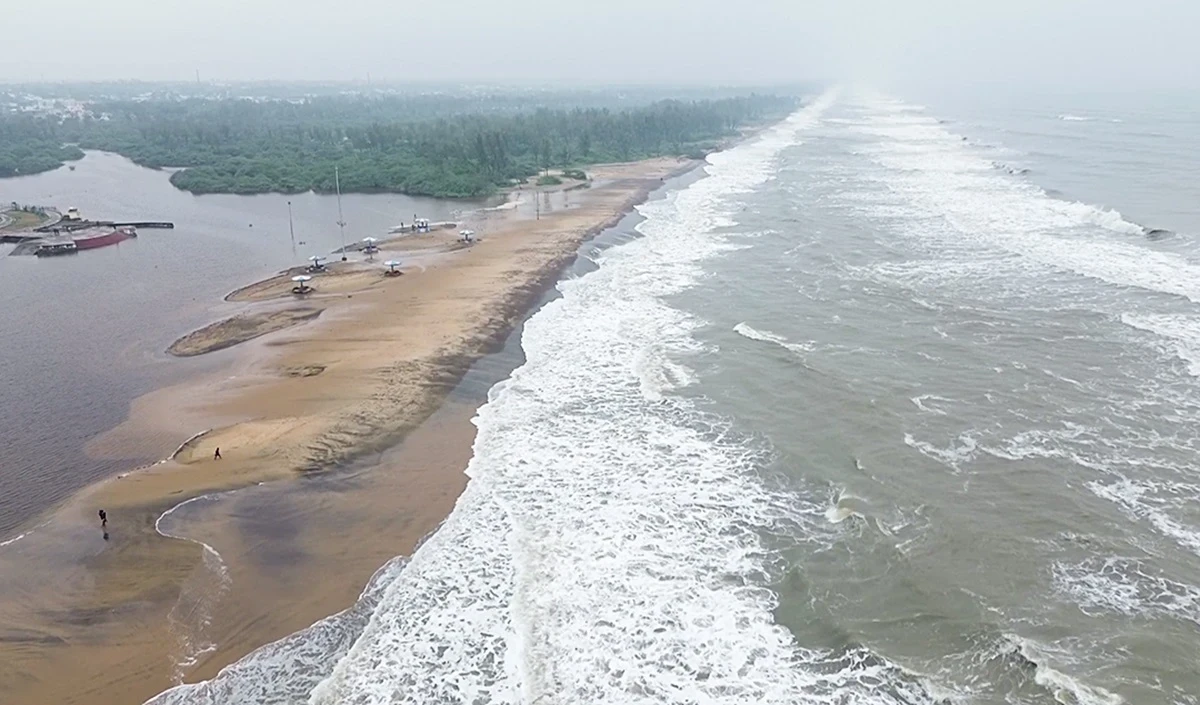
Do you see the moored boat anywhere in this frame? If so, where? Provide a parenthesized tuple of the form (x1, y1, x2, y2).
(34, 241, 78, 256)
(72, 226, 135, 250)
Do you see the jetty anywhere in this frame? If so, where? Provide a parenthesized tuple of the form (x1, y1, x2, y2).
(34, 220, 174, 233)
(4, 210, 175, 256)
(3, 220, 174, 244)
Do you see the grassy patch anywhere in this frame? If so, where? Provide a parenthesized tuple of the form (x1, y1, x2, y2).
(1, 209, 48, 232)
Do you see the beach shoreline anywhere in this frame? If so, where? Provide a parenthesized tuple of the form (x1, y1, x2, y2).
(0, 156, 703, 705)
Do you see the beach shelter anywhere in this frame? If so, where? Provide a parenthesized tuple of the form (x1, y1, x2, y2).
(291, 274, 314, 294)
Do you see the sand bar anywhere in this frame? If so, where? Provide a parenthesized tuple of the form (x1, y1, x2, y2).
(166, 308, 324, 357)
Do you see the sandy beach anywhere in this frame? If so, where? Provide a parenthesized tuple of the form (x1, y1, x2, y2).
(0, 157, 698, 705)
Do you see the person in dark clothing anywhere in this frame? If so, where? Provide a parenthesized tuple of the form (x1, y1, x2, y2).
(214, 447, 222, 460)
(98, 509, 107, 527)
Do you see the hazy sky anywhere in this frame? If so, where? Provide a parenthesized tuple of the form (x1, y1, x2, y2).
(3, 0, 1197, 90)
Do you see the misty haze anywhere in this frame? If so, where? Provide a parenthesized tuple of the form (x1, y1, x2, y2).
(1, 2, 1198, 704)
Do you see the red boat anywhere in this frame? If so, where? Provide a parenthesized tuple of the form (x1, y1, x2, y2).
(72, 226, 136, 250)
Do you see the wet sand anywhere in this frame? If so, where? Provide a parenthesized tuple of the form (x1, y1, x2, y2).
(0, 157, 698, 705)
(166, 308, 324, 357)
(224, 263, 385, 303)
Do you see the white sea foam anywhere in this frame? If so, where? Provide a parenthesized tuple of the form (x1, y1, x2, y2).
(903, 432, 978, 471)
(824, 490, 865, 524)
(910, 394, 952, 415)
(147, 557, 409, 705)
(156, 494, 234, 684)
(733, 321, 816, 355)
(1120, 312, 1200, 376)
(980, 424, 1100, 464)
(1053, 557, 1200, 625)
(1002, 635, 1123, 705)
(1088, 478, 1200, 557)
(1058, 114, 1094, 122)
(0, 529, 32, 548)
(991, 160, 1031, 176)
(848, 98, 1200, 306)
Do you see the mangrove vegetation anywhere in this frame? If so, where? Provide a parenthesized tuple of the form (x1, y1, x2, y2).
(0, 90, 797, 197)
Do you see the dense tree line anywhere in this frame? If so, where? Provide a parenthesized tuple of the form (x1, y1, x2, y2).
(0, 92, 797, 197)
(0, 117, 84, 177)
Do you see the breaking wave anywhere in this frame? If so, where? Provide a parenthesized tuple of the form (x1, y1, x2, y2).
(146, 557, 408, 705)
(1001, 635, 1123, 705)
(733, 322, 816, 355)
(850, 98, 1200, 305)
(1120, 312, 1200, 376)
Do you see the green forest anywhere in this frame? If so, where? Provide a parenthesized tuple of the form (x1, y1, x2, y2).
(0, 119, 84, 177)
(0, 91, 797, 197)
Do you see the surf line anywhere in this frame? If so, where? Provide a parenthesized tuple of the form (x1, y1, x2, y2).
(171, 428, 213, 461)
(0, 529, 32, 548)
(155, 490, 240, 682)
(2, 429, 216, 551)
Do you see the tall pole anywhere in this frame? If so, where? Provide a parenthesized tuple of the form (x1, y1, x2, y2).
(287, 200, 296, 256)
(335, 166, 347, 261)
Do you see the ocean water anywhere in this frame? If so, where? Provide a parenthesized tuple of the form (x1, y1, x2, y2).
(145, 88, 1200, 704)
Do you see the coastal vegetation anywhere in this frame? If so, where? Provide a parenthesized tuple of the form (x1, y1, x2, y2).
(0, 117, 83, 177)
(0, 90, 796, 197)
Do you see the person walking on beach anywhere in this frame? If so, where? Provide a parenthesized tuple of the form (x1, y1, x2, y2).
(98, 509, 106, 527)
(214, 447, 222, 460)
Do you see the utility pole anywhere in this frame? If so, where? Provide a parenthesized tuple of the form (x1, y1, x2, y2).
(287, 200, 296, 256)
(335, 166, 347, 260)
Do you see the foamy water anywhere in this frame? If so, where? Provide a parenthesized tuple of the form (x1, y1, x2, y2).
(146, 557, 409, 705)
(156, 493, 234, 682)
